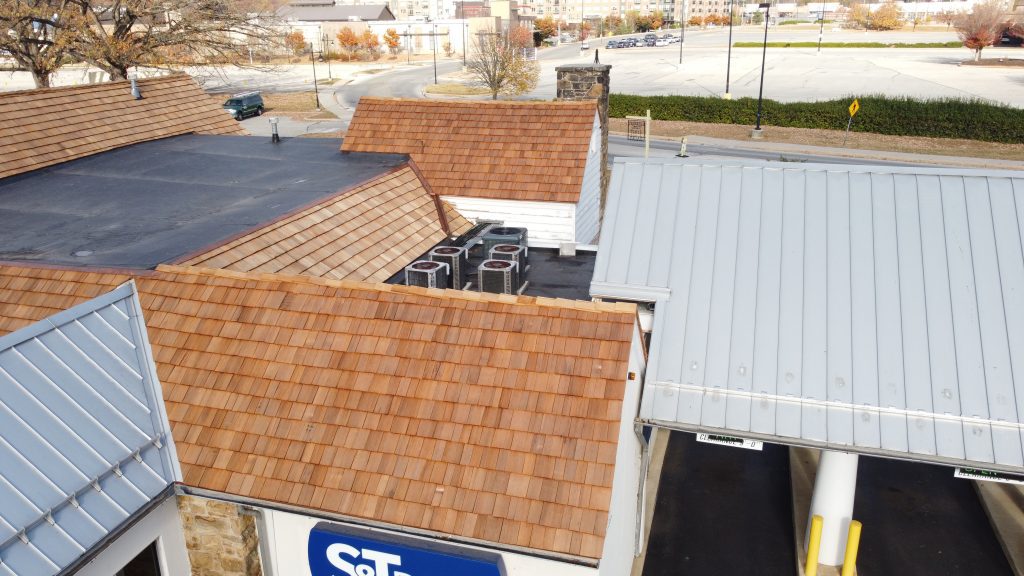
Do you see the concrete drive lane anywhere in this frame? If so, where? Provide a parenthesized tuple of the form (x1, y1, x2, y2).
(642, 432, 796, 575)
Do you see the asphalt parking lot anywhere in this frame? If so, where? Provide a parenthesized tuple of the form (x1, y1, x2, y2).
(531, 27, 1024, 106)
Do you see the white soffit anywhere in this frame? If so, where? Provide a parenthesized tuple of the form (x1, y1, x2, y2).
(593, 158, 1024, 473)
(0, 282, 180, 576)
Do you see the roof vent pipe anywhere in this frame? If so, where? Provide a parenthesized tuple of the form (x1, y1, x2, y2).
(129, 75, 142, 100)
(269, 117, 280, 143)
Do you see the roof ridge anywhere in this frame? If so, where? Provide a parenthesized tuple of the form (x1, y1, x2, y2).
(358, 96, 597, 108)
(157, 264, 636, 316)
(0, 72, 191, 99)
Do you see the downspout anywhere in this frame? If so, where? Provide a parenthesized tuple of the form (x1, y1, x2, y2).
(240, 505, 276, 576)
(633, 422, 650, 556)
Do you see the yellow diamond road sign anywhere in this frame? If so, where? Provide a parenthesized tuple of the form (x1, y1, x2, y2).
(849, 99, 860, 117)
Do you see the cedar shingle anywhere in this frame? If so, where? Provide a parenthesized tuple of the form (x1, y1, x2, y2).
(182, 165, 471, 282)
(0, 264, 635, 560)
(340, 98, 598, 203)
(0, 74, 244, 179)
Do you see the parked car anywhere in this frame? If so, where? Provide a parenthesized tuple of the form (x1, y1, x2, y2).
(625, 37, 639, 47)
(223, 92, 264, 120)
(644, 32, 658, 44)
(581, 41, 590, 50)
(645, 37, 657, 47)
(606, 39, 619, 48)
(655, 38, 669, 47)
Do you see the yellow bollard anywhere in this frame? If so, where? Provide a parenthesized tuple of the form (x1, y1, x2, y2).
(841, 520, 863, 576)
(805, 515, 823, 576)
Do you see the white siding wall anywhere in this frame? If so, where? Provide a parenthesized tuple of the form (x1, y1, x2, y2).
(261, 508, 597, 576)
(442, 196, 577, 248)
(576, 112, 603, 246)
(74, 496, 190, 576)
(598, 322, 648, 576)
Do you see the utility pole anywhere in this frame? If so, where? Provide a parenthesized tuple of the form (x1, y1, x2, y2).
(461, 0, 467, 66)
(321, 33, 333, 80)
(400, 28, 448, 83)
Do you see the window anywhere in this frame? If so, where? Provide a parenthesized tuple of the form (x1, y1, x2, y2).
(115, 541, 161, 576)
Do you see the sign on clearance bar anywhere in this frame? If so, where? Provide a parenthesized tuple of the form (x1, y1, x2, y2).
(954, 467, 1024, 486)
(308, 522, 506, 576)
(696, 433, 763, 451)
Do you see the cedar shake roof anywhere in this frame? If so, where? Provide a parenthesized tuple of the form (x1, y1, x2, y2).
(340, 97, 598, 204)
(181, 165, 474, 282)
(0, 74, 244, 180)
(0, 264, 636, 560)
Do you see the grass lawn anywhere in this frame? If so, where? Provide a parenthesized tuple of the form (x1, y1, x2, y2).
(424, 83, 492, 96)
(259, 92, 338, 119)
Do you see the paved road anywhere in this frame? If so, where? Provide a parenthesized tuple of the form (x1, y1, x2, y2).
(315, 27, 1022, 112)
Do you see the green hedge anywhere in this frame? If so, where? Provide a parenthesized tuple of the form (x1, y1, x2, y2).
(608, 94, 1024, 143)
(732, 41, 963, 48)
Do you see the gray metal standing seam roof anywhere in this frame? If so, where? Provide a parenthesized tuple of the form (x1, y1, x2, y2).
(0, 282, 179, 575)
(592, 157, 1024, 473)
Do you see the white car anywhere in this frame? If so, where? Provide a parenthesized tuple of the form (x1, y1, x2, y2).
(655, 38, 669, 47)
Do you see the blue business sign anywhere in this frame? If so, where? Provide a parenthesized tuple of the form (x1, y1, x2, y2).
(308, 521, 507, 576)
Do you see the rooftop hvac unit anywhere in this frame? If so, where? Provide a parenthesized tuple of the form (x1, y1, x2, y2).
(478, 260, 519, 295)
(405, 260, 449, 289)
(482, 226, 528, 256)
(489, 244, 528, 280)
(429, 245, 469, 289)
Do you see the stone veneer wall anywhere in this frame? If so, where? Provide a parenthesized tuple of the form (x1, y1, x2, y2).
(177, 494, 263, 576)
(555, 62, 612, 218)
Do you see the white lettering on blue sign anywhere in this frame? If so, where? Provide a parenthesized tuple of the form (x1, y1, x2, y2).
(308, 522, 505, 576)
(326, 543, 410, 576)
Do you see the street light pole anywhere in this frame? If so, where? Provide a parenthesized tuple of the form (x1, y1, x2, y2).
(432, 22, 438, 85)
(753, 2, 770, 134)
(309, 42, 320, 110)
(817, 2, 825, 53)
(680, 0, 686, 45)
(725, 0, 734, 98)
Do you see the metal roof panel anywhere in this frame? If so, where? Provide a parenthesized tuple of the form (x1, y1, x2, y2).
(0, 283, 178, 575)
(595, 158, 1024, 472)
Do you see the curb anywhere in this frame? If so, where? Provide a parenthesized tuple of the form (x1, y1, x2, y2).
(974, 482, 1024, 576)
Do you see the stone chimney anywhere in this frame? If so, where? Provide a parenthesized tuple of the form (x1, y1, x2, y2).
(556, 62, 612, 216)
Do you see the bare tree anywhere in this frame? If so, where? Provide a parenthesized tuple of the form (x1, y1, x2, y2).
(466, 28, 538, 100)
(954, 0, 1005, 61)
(0, 0, 84, 87)
(68, 0, 280, 81)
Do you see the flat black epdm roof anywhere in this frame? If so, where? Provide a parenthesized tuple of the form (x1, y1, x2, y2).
(0, 135, 408, 269)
